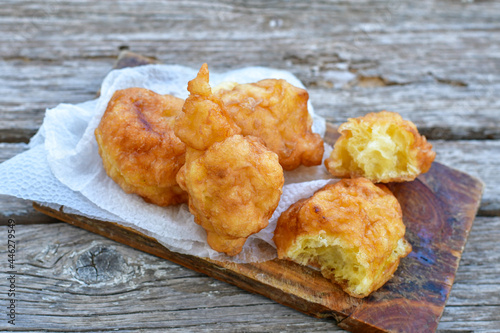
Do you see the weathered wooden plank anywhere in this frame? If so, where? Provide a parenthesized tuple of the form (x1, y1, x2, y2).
(0, 195, 56, 225)
(1, 1, 500, 141)
(310, 86, 500, 140)
(0, 217, 498, 332)
(437, 217, 500, 331)
(0, 59, 109, 142)
(2, 0, 499, 63)
(2, 57, 497, 142)
(0, 223, 345, 332)
(447, 217, 500, 285)
(433, 140, 500, 216)
(0, 143, 57, 224)
(0, 142, 26, 162)
(0, 1, 497, 331)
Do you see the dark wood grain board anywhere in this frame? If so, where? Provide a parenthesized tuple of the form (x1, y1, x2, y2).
(32, 52, 484, 332)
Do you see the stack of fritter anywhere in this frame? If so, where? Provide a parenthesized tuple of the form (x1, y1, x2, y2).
(95, 63, 435, 298)
(174, 64, 284, 256)
(95, 64, 323, 256)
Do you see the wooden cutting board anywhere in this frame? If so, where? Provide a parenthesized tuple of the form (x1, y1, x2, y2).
(34, 52, 484, 333)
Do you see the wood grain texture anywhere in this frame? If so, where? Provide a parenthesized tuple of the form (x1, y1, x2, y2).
(1, 1, 499, 142)
(0, 1, 498, 331)
(1, 217, 499, 332)
(29, 122, 483, 332)
(432, 140, 500, 216)
(0, 143, 59, 224)
(0, 222, 346, 332)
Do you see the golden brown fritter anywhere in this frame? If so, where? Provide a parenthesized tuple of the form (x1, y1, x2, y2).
(174, 71, 240, 151)
(177, 135, 284, 256)
(95, 87, 187, 206)
(175, 64, 284, 256)
(324, 111, 435, 183)
(273, 178, 412, 298)
(214, 79, 324, 170)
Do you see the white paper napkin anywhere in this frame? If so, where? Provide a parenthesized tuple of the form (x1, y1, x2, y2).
(0, 64, 335, 263)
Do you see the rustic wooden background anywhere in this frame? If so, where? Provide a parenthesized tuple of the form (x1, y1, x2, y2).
(0, 1, 499, 331)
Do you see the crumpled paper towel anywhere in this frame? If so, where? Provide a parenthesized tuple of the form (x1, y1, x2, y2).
(0, 64, 336, 263)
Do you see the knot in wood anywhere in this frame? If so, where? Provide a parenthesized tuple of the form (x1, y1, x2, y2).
(75, 245, 125, 284)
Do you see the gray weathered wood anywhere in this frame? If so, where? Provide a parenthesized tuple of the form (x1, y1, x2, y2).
(0, 223, 344, 332)
(0, 60, 109, 142)
(432, 140, 499, 216)
(438, 217, 500, 331)
(0, 143, 27, 161)
(0, 143, 58, 224)
(0, 218, 498, 332)
(1, 1, 499, 331)
(1, 0, 499, 141)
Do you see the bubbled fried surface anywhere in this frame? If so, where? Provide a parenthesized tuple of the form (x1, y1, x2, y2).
(177, 135, 284, 256)
(214, 79, 324, 170)
(273, 178, 412, 298)
(175, 64, 284, 256)
(174, 65, 240, 151)
(324, 111, 435, 183)
(95, 87, 187, 206)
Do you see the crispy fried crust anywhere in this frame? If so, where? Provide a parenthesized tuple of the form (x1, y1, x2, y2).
(95, 87, 187, 206)
(175, 64, 284, 256)
(324, 111, 435, 182)
(177, 135, 284, 256)
(273, 178, 412, 298)
(214, 79, 324, 170)
(174, 67, 240, 151)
